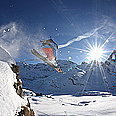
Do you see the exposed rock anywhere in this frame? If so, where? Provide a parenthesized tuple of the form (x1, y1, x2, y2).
(18, 106, 35, 116)
(11, 64, 23, 97)
(11, 64, 35, 116)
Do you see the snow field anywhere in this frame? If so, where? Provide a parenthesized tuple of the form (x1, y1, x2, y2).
(24, 91, 116, 116)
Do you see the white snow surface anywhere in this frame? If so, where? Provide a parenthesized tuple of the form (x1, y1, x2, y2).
(23, 89, 116, 116)
(0, 46, 16, 66)
(0, 61, 26, 116)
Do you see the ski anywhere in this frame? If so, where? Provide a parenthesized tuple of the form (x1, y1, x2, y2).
(31, 49, 65, 74)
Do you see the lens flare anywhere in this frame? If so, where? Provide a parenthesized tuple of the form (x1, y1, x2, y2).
(89, 47, 103, 61)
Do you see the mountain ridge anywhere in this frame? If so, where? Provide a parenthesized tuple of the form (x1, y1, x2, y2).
(18, 50, 116, 95)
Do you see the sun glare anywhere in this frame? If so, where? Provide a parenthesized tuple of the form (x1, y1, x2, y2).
(89, 47, 103, 61)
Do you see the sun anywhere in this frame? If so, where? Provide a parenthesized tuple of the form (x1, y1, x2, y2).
(88, 47, 103, 61)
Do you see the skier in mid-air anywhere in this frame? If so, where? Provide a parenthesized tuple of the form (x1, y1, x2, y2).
(40, 36, 58, 61)
(31, 36, 65, 73)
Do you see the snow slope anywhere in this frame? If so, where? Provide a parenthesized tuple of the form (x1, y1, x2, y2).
(17, 60, 87, 94)
(0, 46, 26, 116)
(0, 61, 26, 116)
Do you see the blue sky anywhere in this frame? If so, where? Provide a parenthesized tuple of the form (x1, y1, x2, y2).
(0, 0, 116, 64)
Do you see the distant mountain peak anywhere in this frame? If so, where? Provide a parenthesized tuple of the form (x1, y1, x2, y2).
(108, 50, 116, 61)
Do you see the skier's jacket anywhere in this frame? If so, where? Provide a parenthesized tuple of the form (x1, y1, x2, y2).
(41, 39, 58, 60)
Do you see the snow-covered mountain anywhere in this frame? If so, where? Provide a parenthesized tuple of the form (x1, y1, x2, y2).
(18, 50, 116, 95)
